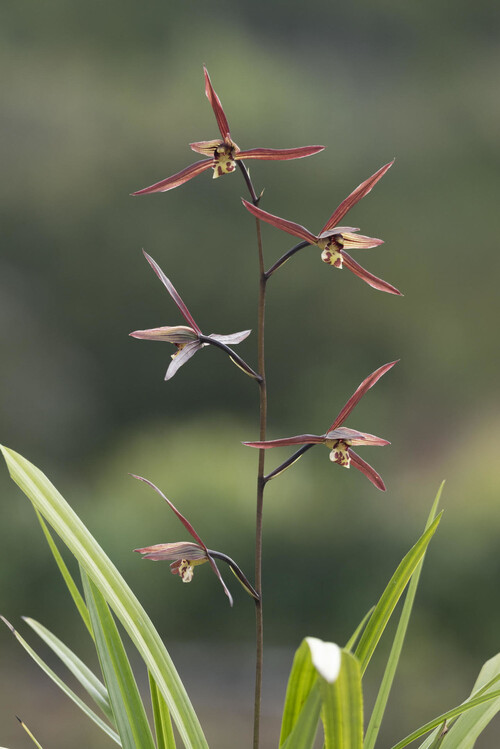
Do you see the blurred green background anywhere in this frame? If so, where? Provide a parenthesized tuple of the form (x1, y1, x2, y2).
(1, 0, 500, 746)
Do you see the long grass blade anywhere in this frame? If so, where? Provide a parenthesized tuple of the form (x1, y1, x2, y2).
(438, 653, 500, 747)
(1, 446, 208, 749)
(281, 683, 322, 749)
(0, 616, 120, 745)
(391, 689, 500, 748)
(345, 607, 375, 653)
(355, 513, 442, 674)
(82, 571, 156, 749)
(364, 482, 445, 749)
(322, 650, 363, 749)
(150, 671, 177, 749)
(35, 509, 93, 637)
(280, 639, 318, 746)
(23, 616, 113, 723)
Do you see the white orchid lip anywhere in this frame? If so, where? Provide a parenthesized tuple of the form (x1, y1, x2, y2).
(306, 637, 341, 683)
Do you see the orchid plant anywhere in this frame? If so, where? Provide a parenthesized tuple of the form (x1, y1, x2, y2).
(3, 66, 500, 749)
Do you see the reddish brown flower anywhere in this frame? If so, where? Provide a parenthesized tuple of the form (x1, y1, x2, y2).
(130, 251, 258, 380)
(243, 361, 398, 490)
(133, 475, 258, 605)
(132, 67, 324, 195)
(242, 161, 402, 295)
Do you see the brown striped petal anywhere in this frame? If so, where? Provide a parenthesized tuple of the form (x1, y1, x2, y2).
(204, 66, 231, 141)
(131, 159, 213, 195)
(243, 434, 326, 448)
(325, 427, 390, 446)
(348, 449, 386, 491)
(134, 542, 208, 561)
(320, 160, 394, 233)
(242, 199, 318, 244)
(341, 252, 402, 295)
(328, 361, 398, 432)
(236, 145, 324, 161)
(143, 251, 203, 333)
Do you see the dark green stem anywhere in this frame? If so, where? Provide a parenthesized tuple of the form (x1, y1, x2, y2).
(207, 550, 260, 601)
(265, 240, 311, 278)
(264, 443, 315, 483)
(199, 335, 262, 382)
(239, 159, 266, 749)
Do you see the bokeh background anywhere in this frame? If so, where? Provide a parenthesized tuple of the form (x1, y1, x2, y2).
(1, 0, 500, 746)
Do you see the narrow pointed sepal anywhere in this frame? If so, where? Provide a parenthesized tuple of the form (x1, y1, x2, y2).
(341, 252, 403, 296)
(243, 434, 326, 448)
(142, 251, 203, 333)
(203, 66, 231, 141)
(237, 145, 325, 161)
(348, 449, 386, 491)
(328, 361, 398, 431)
(131, 159, 213, 195)
(321, 160, 394, 232)
(242, 199, 318, 244)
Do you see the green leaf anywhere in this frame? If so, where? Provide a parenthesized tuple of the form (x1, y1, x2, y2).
(391, 689, 500, 749)
(281, 683, 322, 749)
(364, 482, 444, 749)
(150, 671, 177, 749)
(322, 650, 363, 749)
(35, 509, 93, 638)
(1, 445, 208, 749)
(82, 571, 156, 749)
(280, 639, 319, 746)
(345, 607, 375, 653)
(23, 616, 113, 723)
(438, 653, 500, 748)
(0, 616, 120, 745)
(355, 513, 442, 674)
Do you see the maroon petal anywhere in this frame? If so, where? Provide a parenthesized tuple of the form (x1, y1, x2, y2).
(134, 541, 207, 561)
(325, 427, 390, 446)
(204, 66, 231, 141)
(131, 476, 208, 548)
(328, 361, 398, 432)
(338, 233, 384, 250)
(242, 199, 317, 244)
(243, 434, 326, 449)
(348, 449, 386, 491)
(341, 252, 403, 296)
(165, 340, 203, 380)
(236, 146, 324, 161)
(129, 325, 199, 344)
(131, 159, 213, 195)
(208, 330, 251, 345)
(320, 160, 394, 233)
(142, 251, 203, 334)
(189, 139, 221, 156)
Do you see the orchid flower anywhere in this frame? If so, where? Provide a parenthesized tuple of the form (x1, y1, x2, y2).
(130, 251, 259, 380)
(132, 67, 324, 195)
(243, 361, 398, 490)
(133, 475, 259, 606)
(242, 161, 402, 295)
